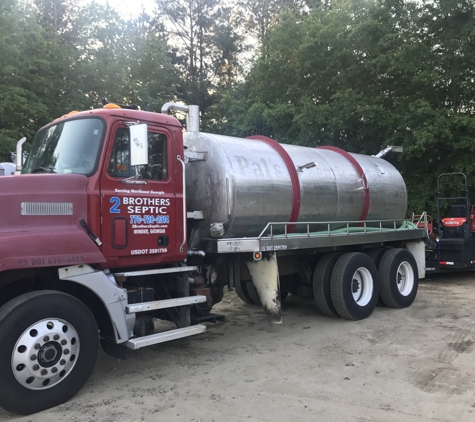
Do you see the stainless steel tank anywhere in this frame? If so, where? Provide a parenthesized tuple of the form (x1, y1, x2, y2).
(184, 132, 407, 238)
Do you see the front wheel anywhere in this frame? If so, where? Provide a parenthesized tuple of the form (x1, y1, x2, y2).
(0, 291, 99, 415)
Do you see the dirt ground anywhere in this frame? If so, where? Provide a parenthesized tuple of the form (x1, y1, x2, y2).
(2, 272, 475, 422)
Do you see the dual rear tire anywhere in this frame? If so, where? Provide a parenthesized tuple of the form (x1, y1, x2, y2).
(379, 249, 418, 308)
(314, 248, 418, 320)
(330, 252, 379, 320)
(234, 248, 419, 321)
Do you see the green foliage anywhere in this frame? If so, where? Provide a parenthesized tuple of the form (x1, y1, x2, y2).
(215, 0, 475, 217)
(0, 0, 68, 160)
(155, 0, 247, 121)
(0, 0, 179, 161)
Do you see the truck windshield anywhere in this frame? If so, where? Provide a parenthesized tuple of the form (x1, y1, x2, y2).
(22, 118, 104, 175)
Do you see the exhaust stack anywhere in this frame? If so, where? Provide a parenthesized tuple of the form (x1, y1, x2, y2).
(15, 137, 26, 174)
(161, 103, 200, 132)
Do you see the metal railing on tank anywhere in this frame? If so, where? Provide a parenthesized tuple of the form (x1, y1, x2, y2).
(258, 212, 428, 239)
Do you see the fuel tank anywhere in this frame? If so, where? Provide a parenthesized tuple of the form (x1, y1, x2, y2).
(184, 132, 407, 238)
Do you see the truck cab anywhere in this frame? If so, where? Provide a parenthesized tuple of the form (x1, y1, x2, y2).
(0, 104, 213, 415)
(5, 106, 187, 270)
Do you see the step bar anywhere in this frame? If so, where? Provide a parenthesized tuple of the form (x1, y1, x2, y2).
(113, 266, 198, 282)
(126, 324, 207, 350)
(126, 295, 207, 314)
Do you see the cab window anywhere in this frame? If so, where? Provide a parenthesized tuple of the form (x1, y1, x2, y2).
(108, 128, 168, 180)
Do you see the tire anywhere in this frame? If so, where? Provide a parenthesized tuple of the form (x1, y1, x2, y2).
(0, 291, 99, 415)
(234, 279, 254, 305)
(366, 248, 387, 269)
(246, 281, 262, 306)
(235, 280, 285, 305)
(313, 252, 343, 317)
(379, 248, 418, 308)
(330, 252, 379, 320)
(247, 281, 286, 304)
(366, 248, 388, 307)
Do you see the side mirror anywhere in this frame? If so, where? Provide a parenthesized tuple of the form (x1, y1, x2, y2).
(129, 124, 148, 167)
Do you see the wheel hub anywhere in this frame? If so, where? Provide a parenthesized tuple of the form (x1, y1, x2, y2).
(396, 262, 414, 296)
(12, 318, 80, 390)
(38, 342, 62, 367)
(351, 267, 373, 306)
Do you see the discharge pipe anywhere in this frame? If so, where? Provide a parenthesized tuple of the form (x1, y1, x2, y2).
(372, 145, 403, 158)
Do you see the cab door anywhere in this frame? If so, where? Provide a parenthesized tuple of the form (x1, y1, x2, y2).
(99, 122, 182, 265)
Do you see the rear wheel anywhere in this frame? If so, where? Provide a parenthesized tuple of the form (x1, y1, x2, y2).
(366, 248, 387, 269)
(366, 248, 388, 306)
(379, 248, 418, 308)
(246, 281, 262, 305)
(313, 252, 343, 317)
(330, 253, 379, 320)
(234, 279, 254, 304)
(0, 291, 99, 415)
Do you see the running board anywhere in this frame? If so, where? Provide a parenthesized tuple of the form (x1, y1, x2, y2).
(126, 295, 207, 314)
(114, 265, 198, 279)
(126, 324, 206, 350)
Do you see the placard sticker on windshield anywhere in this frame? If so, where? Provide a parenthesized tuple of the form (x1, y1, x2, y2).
(93, 129, 99, 135)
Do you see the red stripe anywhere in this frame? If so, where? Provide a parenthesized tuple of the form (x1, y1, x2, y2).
(317, 146, 370, 223)
(247, 136, 301, 233)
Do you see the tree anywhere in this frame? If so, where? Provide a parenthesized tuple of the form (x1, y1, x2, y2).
(0, 0, 181, 161)
(212, 0, 475, 216)
(0, 0, 72, 161)
(239, 0, 323, 42)
(155, 0, 246, 123)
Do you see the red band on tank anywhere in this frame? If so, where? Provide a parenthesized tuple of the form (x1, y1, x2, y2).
(318, 146, 370, 223)
(247, 136, 301, 233)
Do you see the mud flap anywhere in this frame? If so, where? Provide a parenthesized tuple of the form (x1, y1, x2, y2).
(246, 253, 282, 324)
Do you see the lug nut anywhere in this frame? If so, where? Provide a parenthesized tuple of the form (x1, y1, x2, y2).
(64, 349, 70, 355)
(33, 364, 40, 371)
(34, 343, 41, 350)
(51, 367, 58, 374)
(30, 355, 37, 361)
(60, 359, 66, 365)
(61, 340, 67, 346)
(43, 336, 50, 342)
(41, 369, 47, 376)
(53, 334, 60, 341)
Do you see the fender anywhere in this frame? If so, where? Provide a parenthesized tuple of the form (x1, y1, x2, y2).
(0, 174, 106, 271)
(0, 230, 106, 271)
(58, 264, 133, 343)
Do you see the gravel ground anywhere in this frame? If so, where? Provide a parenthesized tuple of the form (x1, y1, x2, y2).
(2, 272, 475, 422)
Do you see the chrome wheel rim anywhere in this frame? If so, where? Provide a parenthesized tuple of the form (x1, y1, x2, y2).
(351, 267, 373, 306)
(397, 262, 414, 296)
(12, 318, 80, 390)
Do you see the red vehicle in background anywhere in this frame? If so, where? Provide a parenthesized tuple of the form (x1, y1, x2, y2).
(425, 173, 475, 272)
